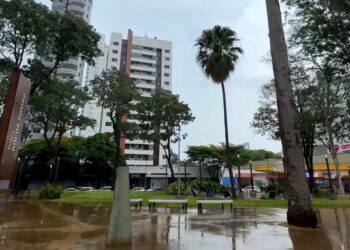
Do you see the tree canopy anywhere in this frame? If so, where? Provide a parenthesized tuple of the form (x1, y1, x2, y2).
(138, 89, 195, 179)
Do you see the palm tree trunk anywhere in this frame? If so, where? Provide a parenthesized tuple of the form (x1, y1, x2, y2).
(265, 0, 317, 227)
(221, 81, 236, 200)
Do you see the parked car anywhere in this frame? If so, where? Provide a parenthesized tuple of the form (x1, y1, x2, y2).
(64, 187, 78, 192)
(241, 186, 261, 193)
(130, 187, 145, 192)
(99, 186, 112, 191)
(77, 186, 95, 192)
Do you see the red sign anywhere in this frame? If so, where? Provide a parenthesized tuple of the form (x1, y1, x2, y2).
(335, 143, 350, 154)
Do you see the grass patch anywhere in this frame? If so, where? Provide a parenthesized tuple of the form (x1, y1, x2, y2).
(54, 191, 350, 208)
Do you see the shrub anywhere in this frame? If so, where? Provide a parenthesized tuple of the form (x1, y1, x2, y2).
(39, 184, 63, 199)
(167, 181, 186, 195)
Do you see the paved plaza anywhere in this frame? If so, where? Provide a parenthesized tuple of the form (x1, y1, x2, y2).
(0, 201, 349, 249)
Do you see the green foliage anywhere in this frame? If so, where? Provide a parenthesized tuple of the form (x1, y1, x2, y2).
(186, 144, 281, 163)
(195, 25, 243, 83)
(138, 89, 195, 178)
(91, 70, 139, 167)
(0, 0, 51, 69)
(39, 184, 63, 200)
(85, 133, 115, 164)
(29, 79, 95, 167)
(138, 89, 195, 145)
(166, 180, 226, 196)
(167, 182, 186, 195)
(284, 0, 350, 67)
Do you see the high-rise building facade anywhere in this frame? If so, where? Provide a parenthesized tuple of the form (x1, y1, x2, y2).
(81, 30, 172, 168)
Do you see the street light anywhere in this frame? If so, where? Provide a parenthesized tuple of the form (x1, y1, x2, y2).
(324, 154, 334, 193)
(237, 155, 242, 193)
(177, 126, 181, 197)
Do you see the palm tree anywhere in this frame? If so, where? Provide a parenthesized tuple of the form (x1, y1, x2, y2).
(195, 25, 243, 199)
(265, 0, 317, 227)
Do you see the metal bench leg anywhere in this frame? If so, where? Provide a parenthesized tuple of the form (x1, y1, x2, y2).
(222, 203, 224, 211)
(140, 201, 142, 210)
(230, 203, 233, 212)
(149, 203, 151, 212)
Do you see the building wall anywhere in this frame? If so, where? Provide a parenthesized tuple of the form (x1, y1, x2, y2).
(80, 30, 172, 168)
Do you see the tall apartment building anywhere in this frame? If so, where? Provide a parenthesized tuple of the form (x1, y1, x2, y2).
(81, 30, 172, 168)
(43, 0, 93, 84)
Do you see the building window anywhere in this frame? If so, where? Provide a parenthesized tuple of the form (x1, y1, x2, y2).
(112, 58, 118, 62)
(164, 73, 170, 77)
(165, 57, 170, 61)
(165, 49, 170, 53)
(112, 50, 118, 54)
(106, 112, 111, 116)
(113, 42, 119, 46)
(164, 65, 170, 69)
(164, 81, 170, 85)
(105, 122, 112, 126)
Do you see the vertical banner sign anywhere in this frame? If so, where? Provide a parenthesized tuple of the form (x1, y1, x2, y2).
(0, 71, 31, 199)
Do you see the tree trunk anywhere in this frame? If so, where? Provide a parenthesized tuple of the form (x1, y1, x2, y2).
(265, 0, 317, 227)
(165, 141, 175, 182)
(107, 129, 132, 245)
(107, 167, 132, 246)
(220, 82, 236, 200)
(327, 132, 345, 194)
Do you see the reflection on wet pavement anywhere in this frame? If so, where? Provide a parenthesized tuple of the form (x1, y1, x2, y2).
(0, 201, 348, 249)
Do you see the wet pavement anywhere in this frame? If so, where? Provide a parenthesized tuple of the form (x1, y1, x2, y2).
(0, 201, 349, 249)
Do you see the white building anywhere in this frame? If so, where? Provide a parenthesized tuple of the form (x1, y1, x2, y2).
(81, 29, 172, 168)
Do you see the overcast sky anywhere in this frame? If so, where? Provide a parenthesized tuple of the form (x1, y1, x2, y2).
(36, 0, 282, 157)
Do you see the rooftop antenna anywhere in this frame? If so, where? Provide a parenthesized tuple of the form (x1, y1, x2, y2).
(144, 25, 148, 38)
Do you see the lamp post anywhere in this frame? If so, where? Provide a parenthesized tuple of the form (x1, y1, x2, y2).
(144, 158, 148, 191)
(249, 160, 254, 191)
(237, 155, 242, 193)
(177, 127, 181, 197)
(325, 154, 334, 193)
(54, 156, 61, 186)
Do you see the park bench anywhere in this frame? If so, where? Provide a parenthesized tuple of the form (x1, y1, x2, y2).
(197, 199, 233, 213)
(148, 199, 188, 212)
(130, 198, 143, 210)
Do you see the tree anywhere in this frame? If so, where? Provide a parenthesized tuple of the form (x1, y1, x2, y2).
(30, 80, 95, 182)
(0, 0, 102, 93)
(284, 0, 350, 194)
(138, 89, 195, 181)
(284, 0, 350, 67)
(265, 0, 317, 227)
(84, 133, 115, 188)
(91, 69, 139, 245)
(195, 25, 243, 199)
(0, 0, 51, 70)
(252, 78, 319, 193)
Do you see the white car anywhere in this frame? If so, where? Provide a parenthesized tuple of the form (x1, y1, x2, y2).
(99, 186, 112, 191)
(64, 188, 78, 192)
(130, 187, 145, 192)
(241, 186, 261, 192)
(78, 187, 95, 192)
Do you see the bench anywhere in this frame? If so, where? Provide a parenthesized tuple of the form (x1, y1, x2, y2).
(130, 198, 143, 210)
(197, 199, 233, 213)
(148, 199, 188, 212)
